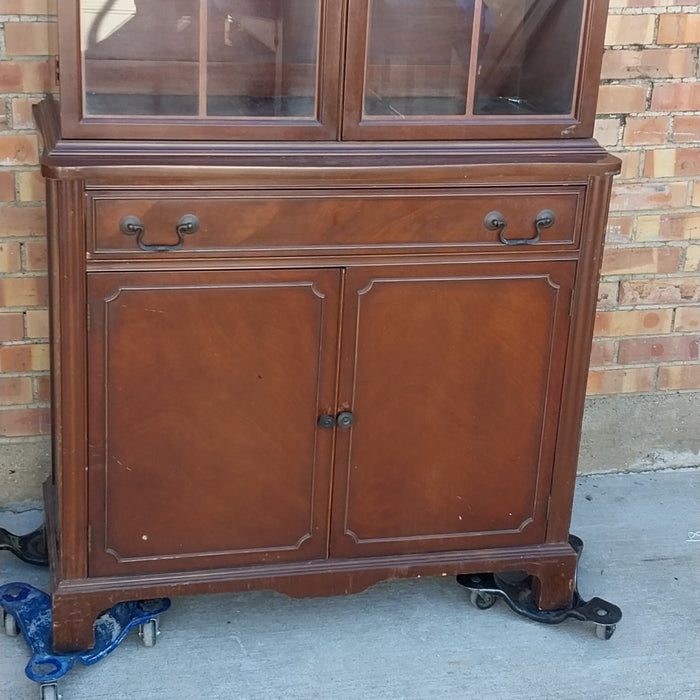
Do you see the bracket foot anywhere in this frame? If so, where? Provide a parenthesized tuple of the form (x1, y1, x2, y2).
(457, 535, 621, 639)
(0, 582, 170, 691)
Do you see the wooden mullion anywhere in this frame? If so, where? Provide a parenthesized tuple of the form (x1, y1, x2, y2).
(199, 0, 209, 117)
(464, 0, 484, 117)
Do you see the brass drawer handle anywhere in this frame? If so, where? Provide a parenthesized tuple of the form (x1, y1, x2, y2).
(484, 209, 555, 246)
(119, 214, 200, 251)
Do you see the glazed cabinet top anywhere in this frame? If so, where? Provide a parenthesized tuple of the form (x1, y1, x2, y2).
(56, 0, 610, 141)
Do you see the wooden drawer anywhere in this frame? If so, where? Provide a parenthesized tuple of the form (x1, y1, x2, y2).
(87, 188, 584, 256)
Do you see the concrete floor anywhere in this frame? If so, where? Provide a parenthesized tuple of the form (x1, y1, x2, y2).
(1, 469, 699, 700)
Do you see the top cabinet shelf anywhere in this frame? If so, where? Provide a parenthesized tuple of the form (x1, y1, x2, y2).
(57, 0, 609, 141)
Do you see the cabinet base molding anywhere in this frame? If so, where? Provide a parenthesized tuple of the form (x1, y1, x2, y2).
(45, 481, 578, 652)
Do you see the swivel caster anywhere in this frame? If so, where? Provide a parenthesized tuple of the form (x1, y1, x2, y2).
(469, 589, 497, 610)
(457, 535, 622, 640)
(40, 683, 61, 700)
(2, 607, 19, 636)
(138, 618, 159, 647)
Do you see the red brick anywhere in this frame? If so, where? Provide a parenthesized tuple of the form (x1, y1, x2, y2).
(618, 335, 699, 364)
(657, 13, 700, 45)
(22, 241, 48, 271)
(0, 243, 22, 273)
(658, 364, 700, 390)
(673, 116, 700, 144)
(11, 98, 38, 130)
(637, 213, 700, 241)
(0, 61, 53, 93)
(597, 84, 648, 114)
(35, 376, 51, 403)
(0, 344, 50, 372)
(0, 205, 47, 238)
(2, 0, 57, 13)
(675, 308, 700, 332)
(3, 22, 57, 57)
(0, 173, 15, 202)
(594, 309, 673, 337)
(0, 276, 49, 307)
(609, 182, 688, 212)
(619, 278, 700, 306)
(651, 83, 700, 112)
(590, 339, 616, 366)
(0, 407, 51, 437)
(0, 134, 39, 166)
(644, 148, 700, 178)
(623, 116, 669, 146)
(17, 171, 45, 203)
(586, 368, 656, 395)
(686, 246, 700, 272)
(602, 48, 693, 80)
(601, 246, 681, 275)
(0, 313, 24, 342)
(617, 150, 642, 181)
(597, 282, 620, 310)
(24, 309, 49, 338)
(605, 217, 634, 243)
(0, 377, 33, 406)
(605, 14, 655, 46)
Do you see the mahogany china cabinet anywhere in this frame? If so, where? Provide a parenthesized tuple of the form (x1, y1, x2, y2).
(34, 0, 620, 652)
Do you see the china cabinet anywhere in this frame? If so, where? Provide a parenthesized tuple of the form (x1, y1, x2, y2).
(34, 0, 620, 652)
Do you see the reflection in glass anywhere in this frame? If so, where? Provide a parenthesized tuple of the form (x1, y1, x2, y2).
(81, 0, 320, 118)
(364, 0, 476, 117)
(474, 0, 584, 116)
(207, 1, 318, 117)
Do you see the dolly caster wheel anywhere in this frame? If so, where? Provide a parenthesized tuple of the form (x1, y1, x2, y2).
(2, 607, 19, 636)
(595, 623, 616, 640)
(470, 590, 497, 610)
(40, 683, 61, 700)
(138, 618, 159, 647)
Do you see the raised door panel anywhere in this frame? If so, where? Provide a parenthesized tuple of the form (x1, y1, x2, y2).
(87, 268, 341, 576)
(330, 261, 575, 557)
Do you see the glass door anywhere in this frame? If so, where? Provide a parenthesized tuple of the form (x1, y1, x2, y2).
(343, 0, 601, 140)
(60, 0, 344, 139)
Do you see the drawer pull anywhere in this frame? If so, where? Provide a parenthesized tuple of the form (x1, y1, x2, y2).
(119, 214, 200, 251)
(484, 209, 555, 246)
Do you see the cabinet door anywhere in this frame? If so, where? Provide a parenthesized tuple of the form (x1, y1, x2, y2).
(343, 0, 603, 140)
(60, 1, 344, 140)
(330, 261, 575, 557)
(87, 269, 341, 576)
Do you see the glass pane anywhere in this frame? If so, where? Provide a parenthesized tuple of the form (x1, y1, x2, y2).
(207, 1, 319, 117)
(82, 0, 200, 116)
(81, 1, 320, 119)
(474, 0, 584, 116)
(364, 0, 475, 117)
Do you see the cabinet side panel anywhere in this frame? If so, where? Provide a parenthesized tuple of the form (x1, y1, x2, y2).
(47, 178, 89, 581)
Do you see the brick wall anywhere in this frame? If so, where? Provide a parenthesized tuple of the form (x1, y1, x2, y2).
(591, 1, 700, 394)
(0, 2, 698, 500)
(0, 0, 55, 476)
